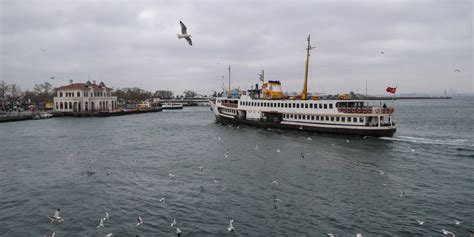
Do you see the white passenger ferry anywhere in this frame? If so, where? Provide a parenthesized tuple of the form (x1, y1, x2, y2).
(210, 35, 396, 137)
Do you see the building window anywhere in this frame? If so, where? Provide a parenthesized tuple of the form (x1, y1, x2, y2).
(59, 92, 63, 97)
(77, 91, 81, 97)
(329, 104, 333, 109)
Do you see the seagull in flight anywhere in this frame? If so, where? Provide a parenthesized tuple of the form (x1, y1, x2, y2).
(454, 220, 462, 225)
(49, 208, 64, 224)
(454, 69, 460, 72)
(276, 148, 281, 153)
(227, 219, 235, 232)
(326, 234, 335, 237)
(105, 212, 109, 220)
(97, 217, 105, 228)
(255, 145, 259, 150)
(415, 219, 424, 225)
(307, 137, 312, 141)
(105, 234, 113, 237)
(160, 197, 166, 203)
(380, 51, 385, 54)
(177, 21, 192, 46)
(441, 229, 455, 237)
(171, 218, 177, 227)
(137, 216, 143, 226)
(357, 233, 364, 237)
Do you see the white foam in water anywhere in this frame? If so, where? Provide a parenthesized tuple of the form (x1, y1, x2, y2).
(380, 136, 472, 147)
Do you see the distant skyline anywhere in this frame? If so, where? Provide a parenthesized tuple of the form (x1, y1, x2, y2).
(1, 0, 472, 95)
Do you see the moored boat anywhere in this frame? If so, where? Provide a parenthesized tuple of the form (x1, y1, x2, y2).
(162, 103, 184, 110)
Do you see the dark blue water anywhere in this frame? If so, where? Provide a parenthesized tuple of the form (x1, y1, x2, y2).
(1, 98, 473, 236)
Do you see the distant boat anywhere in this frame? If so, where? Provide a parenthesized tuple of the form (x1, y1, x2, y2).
(33, 112, 53, 120)
(162, 103, 183, 110)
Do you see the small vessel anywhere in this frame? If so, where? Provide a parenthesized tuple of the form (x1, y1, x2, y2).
(33, 112, 53, 120)
(162, 103, 184, 110)
(210, 35, 396, 137)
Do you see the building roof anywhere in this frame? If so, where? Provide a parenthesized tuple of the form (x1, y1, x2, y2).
(55, 83, 113, 91)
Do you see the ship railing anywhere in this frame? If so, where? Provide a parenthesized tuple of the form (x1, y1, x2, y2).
(222, 102, 238, 108)
(337, 107, 394, 114)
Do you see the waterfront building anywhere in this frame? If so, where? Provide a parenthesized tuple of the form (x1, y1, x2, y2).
(53, 80, 118, 112)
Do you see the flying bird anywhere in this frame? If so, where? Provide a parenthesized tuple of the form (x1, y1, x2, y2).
(326, 234, 335, 237)
(227, 219, 235, 232)
(49, 208, 63, 224)
(454, 220, 462, 225)
(176, 227, 182, 237)
(177, 21, 192, 46)
(171, 218, 177, 227)
(97, 218, 105, 228)
(160, 197, 166, 203)
(105, 234, 113, 237)
(454, 69, 460, 72)
(137, 216, 143, 226)
(105, 212, 109, 220)
(416, 219, 424, 225)
(441, 229, 455, 237)
(380, 51, 384, 54)
(271, 180, 279, 185)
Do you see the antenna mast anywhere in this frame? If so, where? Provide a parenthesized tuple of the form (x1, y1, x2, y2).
(302, 34, 314, 100)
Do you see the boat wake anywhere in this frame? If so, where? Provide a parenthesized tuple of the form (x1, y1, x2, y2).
(380, 135, 473, 147)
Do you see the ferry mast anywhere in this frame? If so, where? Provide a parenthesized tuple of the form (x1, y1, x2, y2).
(302, 34, 314, 100)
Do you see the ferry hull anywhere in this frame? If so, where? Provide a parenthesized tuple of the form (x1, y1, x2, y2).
(215, 114, 396, 137)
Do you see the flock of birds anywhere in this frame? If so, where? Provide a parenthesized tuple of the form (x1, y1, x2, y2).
(41, 129, 470, 236)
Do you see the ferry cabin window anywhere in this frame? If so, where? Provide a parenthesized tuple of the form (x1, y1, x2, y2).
(331, 117, 334, 121)
(325, 116, 329, 121)
(298, 115, 302, 119)
(359, 117, 364, 123)
(310, 104, 313, 109)
(324, 104, 327, 109)
(348, 117, 352, 122)
(311, 115, 315, 120)
(336, 117, 340, 122)
(342, 117, 346, 122)
(305, 104, 308, 108)
(296, 104, 300, 108)
(329, 104, 333, 109)
(319, 104, 322, 109)
(316, 116, 319, 120)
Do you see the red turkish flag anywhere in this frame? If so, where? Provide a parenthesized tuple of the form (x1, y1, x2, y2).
(386, 87, 397, 93)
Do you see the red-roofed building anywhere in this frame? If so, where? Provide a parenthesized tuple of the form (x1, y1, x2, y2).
(53, 80, 117, 112)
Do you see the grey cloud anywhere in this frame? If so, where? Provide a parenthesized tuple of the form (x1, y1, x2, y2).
(1, 0, 472, 95)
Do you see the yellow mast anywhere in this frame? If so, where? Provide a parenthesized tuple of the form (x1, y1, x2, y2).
(302, 34, 313, 100)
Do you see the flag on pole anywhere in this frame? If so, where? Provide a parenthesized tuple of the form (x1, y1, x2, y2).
(386, 86, 397, 93)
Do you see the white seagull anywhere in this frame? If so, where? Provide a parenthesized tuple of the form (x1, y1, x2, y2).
(97, 217, 105, 228)
(415, 219, 424, 225)
(49, 208, 64, 224)
(160, 197, 166, 203)
(454, 220, 462, 225)
(357, 233, 364, 237)
(105, 212, 109, 220)
(441, 229, 455, 237)
(399, 191, 406, 197)
(169, 173, 176, 179)
(307, 137, 312, 141)
(171, 218, 177, 227)
(271, 180, 279, 185)
(105, 234, 113, 237)
(255, 145, 259, 150)
(176, 227, 182, 237)
(137, 216, 143, 226)
(227, 219, 235, 232)
(177, 21, 192, 46)
(276, 148, 281, 153)
(326, 234, 335, 237)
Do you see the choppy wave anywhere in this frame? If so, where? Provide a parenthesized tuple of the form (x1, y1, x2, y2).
(380, 135, 473, 147)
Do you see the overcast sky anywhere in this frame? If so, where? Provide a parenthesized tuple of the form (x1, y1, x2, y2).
(1, 0, 472, 95)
